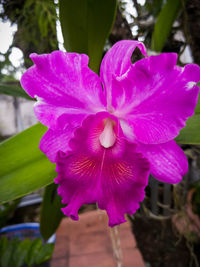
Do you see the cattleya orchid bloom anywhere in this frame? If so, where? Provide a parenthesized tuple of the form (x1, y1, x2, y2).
(21, 40, 200, 226)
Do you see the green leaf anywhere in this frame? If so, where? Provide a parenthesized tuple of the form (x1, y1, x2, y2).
(25, 238, 42, 266)
(40, 183, 64, 240)
(35, 243, 54, 265)
(0, 123, 55, 204)
(0, 237, 9, 267)
(195, 86, 200, 114)
(0, 238, 19, 267)
(195, 96, 200, 114)
(59, 0, 117, 72)
(151, 0, 182, 51)
(0, 82, 33, 100)
(175, 114, 200, 144)
(13, 239, 31, 267)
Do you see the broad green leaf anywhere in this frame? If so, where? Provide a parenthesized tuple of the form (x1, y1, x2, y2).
(59, 0, 117, 72)
(151, 0, 182, 51)
(175, 114, 200, 144)
(0, 123, 55, 204)
(0, 82, 33, 100)
(40, 183, 64, 240)
(195, 95, 200, 114)
(195, 85, 200, 114)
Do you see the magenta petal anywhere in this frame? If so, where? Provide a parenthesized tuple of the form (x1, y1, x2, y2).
(34, 101, 88, 130)
(100, 40, 147, 109)
(39, 128, 74, 163)
(55, 113, 150, 226)
(21, 51, 106, 129)
(97, 141, 150, 226)
(117, 53, 200, 144)
(38, 105, 90, 162)
(182, 63, 200, 82)
(55, 150, 99, 221)
(137, 140, 188, 184)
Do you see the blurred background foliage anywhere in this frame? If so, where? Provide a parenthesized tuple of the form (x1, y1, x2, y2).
(0, 0, 58, 67)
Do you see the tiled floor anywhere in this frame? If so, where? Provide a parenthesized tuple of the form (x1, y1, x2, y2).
(50, 210, 145, 267)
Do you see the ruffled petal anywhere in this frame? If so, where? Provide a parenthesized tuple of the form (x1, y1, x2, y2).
(116, 53, 200, 144)
(97, 140, 150, 226)
(21, 51, 106, 129)
(100, 40, 147, 109)
(34, 100, 89, 130)
(39, 128, 75, 163)
(55, 113, 150, 226)
(137, 140, 188, 184)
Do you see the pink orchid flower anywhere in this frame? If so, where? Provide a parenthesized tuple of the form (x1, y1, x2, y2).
(21, 40, 200, 226)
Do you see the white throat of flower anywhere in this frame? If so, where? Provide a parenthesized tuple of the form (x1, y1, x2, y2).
(99, 119, 116, 148)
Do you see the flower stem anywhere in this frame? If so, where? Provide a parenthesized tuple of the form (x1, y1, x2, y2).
(109, 226, 123, 267)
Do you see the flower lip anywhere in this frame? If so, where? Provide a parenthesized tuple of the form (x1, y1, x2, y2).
(99, 118, 116, 148)
(55, 112, 150, 227)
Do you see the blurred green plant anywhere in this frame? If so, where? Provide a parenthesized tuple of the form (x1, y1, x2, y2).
(0, 0, 58, 67)
(0, 199, 21, 228)
(0, 0, 59, 97)
(151, 0, 182, 52)
(0, 236, 54, 267)
(40, 184, 64, 241)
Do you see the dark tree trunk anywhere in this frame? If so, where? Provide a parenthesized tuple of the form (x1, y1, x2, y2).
(186, 0, 200, 64)
(109, 7, 133, 45)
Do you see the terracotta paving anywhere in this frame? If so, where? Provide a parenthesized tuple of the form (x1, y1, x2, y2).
(50, 210, 146, 267)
